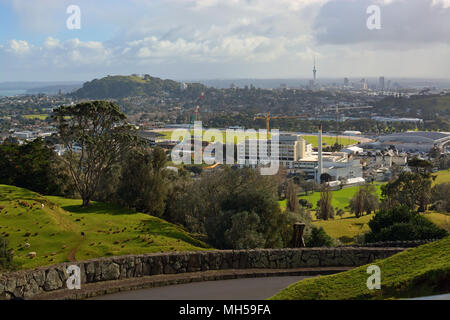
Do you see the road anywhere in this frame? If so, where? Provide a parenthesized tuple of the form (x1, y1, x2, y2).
(92, 276, 311, 300)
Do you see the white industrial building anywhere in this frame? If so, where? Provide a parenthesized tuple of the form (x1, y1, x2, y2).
(366, 131, 450, 153)
(238, 128, 363, 183)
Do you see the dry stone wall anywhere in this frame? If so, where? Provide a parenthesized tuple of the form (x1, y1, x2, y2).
(0, 247, 405, 300)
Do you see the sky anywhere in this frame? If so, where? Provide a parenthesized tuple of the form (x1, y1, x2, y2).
(0, 0, 450, 82)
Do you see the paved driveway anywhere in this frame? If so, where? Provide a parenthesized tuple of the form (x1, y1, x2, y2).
(92, 276, 311, 300)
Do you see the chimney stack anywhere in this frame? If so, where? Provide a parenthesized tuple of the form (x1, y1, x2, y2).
(317, 124, 323, 184)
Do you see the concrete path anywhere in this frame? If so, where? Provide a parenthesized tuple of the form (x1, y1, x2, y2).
(91, 276, 311, 300)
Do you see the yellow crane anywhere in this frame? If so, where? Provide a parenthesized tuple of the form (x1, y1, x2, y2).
(253, 112, 308, 136)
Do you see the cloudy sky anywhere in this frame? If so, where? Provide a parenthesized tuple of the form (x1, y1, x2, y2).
(1, 0, 450, 82)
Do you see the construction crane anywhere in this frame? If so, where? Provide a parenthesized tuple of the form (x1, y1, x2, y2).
(190, 92, 205, 127)
(253, 112, 308, 136)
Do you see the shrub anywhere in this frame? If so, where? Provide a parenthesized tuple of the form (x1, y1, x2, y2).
(365, 206, 448, 242)
(305, 226, 333, 247)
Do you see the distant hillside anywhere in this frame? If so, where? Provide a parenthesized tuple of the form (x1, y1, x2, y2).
(26, 84, 82, 95)
(72, 75, 207, 99)
(0, 185, 208, 270)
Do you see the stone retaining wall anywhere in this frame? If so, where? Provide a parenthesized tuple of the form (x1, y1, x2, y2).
(0, 247, 406, 300)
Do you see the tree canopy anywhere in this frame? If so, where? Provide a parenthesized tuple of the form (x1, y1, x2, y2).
(53, 101, 142, 206)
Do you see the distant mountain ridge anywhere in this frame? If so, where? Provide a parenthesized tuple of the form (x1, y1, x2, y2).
(72, 74, 207, 99)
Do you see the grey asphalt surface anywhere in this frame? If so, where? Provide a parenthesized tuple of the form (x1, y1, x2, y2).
(92, 276, 311, 300)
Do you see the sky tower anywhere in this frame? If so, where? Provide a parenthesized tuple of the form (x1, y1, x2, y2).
(313, 56, 317, 83)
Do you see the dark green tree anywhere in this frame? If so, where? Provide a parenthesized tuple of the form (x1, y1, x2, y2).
(117, 147, 168, 216)
(381, 172, 433, 212)
(0, 138, 70, 195)
(365, 206, 448, 242)
(53, 101, 142, 206)
(305, 226, 333, 247)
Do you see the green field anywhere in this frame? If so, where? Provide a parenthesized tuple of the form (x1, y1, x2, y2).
(22, 114, 49, 120)
(279, 183, 384, 212)
(279, 175, 450, 243)
(434, 169, 450, 185)
(156, 130, 358, 148)
(271, 236, 450, 300)
(0, 185, 208, 270)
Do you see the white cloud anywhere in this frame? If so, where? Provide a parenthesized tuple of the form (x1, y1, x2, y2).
(6, 40, 31, 54)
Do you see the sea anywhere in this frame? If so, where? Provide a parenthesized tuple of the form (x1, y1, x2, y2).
(0, 89, 27, 97)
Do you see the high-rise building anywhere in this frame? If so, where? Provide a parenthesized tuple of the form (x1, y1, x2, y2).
(378, 76, 385, 90)
(344, 77, 349, 87)
(361, 78, 368, 90)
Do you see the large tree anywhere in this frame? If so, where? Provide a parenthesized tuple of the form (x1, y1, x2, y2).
(285, 180, 299, 213)
(316, 184, 334, 220)
(0, 138, 70, 196)
(117, 147, 169, 216)
(348, 184, 379, 218)
(381, 172, 433, 213)
(53, 101, 141, 206)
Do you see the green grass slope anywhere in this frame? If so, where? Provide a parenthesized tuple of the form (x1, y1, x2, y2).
(0, 185, 208, 270)
(434, 169, 450, 185)
(271, 236, 450, 300)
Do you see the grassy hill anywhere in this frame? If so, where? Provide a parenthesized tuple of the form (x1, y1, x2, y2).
(72, 75, 207, 99)
(271, 236, 450, 300)
(0, 185, 208, 270)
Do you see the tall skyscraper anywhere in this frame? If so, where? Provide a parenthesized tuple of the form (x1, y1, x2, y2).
(378, 76, 385, 90)
(344, 77, 349, 86)
(361, 78, 368, 90)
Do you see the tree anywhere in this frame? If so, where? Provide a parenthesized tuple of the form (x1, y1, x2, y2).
(316, 184, 334, 220)
(305, 226, 333, 247)
(117, 147, 168, 216)
(0, 138, 71, 196)
(430, 183, 450, 213)
(407, 157, 433, 175)
(381, 172, 433, 212)
(53, 101, 142, 206)
(365, 206, 448, 242)
(224, 211, 265, 249)
(348, 184, 379, 218)
(286, 180, 299, 213)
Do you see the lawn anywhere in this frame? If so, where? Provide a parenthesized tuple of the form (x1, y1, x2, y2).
(279, 183, 384, 212)
(156, 130, 358, 147)
(270, 236, 450, 300)
(0, 185, 208, 270)
(433, 169, 450, 185)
